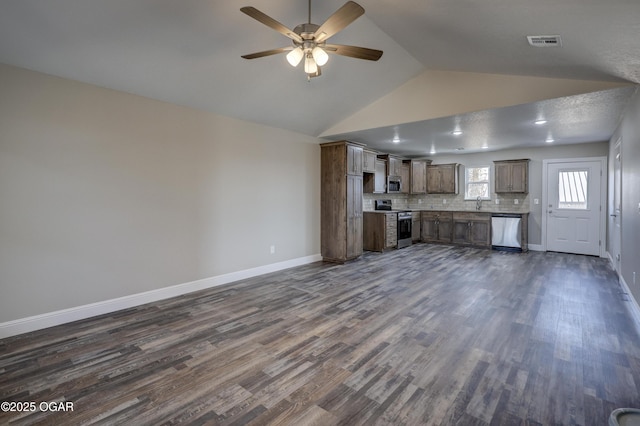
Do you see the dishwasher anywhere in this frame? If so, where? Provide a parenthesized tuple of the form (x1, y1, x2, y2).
(491, 213, 522, 252)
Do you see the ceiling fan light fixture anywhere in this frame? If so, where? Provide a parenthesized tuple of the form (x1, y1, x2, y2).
(304, 54, 318, 74)
(286, 47, 304, 67)
(312, 46, 329, 66)
(240, 1, 382, 79)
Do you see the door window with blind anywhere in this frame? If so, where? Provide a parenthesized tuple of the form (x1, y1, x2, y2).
(558, 169, 588, 209)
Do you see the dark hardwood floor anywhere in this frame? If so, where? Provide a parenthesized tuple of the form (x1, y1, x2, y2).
(2, 245, 640, 425)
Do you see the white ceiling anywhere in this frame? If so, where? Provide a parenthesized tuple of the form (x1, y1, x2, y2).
(326, 86, 637, 156)
(1, 0, 639, 154)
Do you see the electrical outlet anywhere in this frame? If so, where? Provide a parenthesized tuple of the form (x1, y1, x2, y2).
(514, 199, 519, 205)
(495, 199, 500, 205)
(534, 198, 540, 205)
(443, 199, 447, 204)
(270, 245, 276, 254)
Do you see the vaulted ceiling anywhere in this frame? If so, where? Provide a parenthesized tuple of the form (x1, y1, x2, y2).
(1, 0, 638, 155)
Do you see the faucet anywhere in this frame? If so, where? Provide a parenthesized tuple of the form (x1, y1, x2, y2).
(476, 196, 482, 211)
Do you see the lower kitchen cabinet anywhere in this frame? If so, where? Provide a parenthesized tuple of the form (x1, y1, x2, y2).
(411, 212, 421, 242)
(421, 211, 453, 243)
(363, 212, 397, 252)
(452, 212, 491, 247)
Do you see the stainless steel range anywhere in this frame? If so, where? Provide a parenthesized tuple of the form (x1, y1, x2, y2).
(374, 200, 412, 249)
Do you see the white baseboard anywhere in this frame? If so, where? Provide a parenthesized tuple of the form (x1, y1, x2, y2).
(608, 251, 640, 329)
(619, 273, 640, 329)
(527, 244, 544, 252)
(0, 254, 322, 339)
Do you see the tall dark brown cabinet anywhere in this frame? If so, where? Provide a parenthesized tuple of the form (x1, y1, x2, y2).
(321, 141, 364, 263)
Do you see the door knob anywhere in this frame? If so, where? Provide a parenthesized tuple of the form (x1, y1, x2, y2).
(610, 214, 618, 217)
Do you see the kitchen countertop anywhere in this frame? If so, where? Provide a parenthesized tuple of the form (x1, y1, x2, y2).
(363, 210, 399, 214)
(387, 210, 529, 215)
(364, 209, 529, 214)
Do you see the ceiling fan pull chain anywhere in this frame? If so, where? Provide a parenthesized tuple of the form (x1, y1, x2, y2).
(308, 0, 311, 24)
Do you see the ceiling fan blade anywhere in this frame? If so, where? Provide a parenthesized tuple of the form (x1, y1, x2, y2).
(323, 44, 383, 61)
(240, 7, 303, 43)
(241, 47, 293, 60)
(314, 1, 364, 43)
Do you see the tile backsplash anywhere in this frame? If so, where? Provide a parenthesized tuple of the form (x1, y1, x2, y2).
(364, 192, 530, 213)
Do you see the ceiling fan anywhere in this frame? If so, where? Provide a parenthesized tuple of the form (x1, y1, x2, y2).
(240, 1, 383, 79)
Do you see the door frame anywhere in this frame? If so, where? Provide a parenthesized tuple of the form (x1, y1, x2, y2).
(611, 139, 622, 272)
(541, 157, 607, 257)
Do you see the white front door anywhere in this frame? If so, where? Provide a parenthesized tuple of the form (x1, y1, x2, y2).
(546, 159, 604, 256)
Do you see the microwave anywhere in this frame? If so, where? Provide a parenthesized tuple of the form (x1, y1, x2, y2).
(387, 176, 401, 193)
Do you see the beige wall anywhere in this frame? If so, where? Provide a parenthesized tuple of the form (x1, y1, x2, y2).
(608, 88, 640, 303)
(0, 64, 321, 323)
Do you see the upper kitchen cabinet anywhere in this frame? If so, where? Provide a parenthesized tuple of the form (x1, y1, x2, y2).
(374, 160, 386, 193)
(363, 149, 378, 174)
(363, 158, 387, 194)
(494, 159, 529, 193)
(379, 154, 403, 177)
(399, 162, 410, 194)
(427, 163, 459, 194)
(346, 144, 364, 176)
(321, 141, 364, 263)
(406, 159, 430, 194)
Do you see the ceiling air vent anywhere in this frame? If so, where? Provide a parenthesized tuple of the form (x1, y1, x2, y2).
(527, 35, 562, 47)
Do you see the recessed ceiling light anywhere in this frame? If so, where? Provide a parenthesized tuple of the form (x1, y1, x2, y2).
(535, 119, 547, 125)
(392, 137, 400, 144)
(545, 137, 554, 143)
(429, 149, 436, 154)
(481, 145, 489, 149)
(452, 130, 463, 136)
